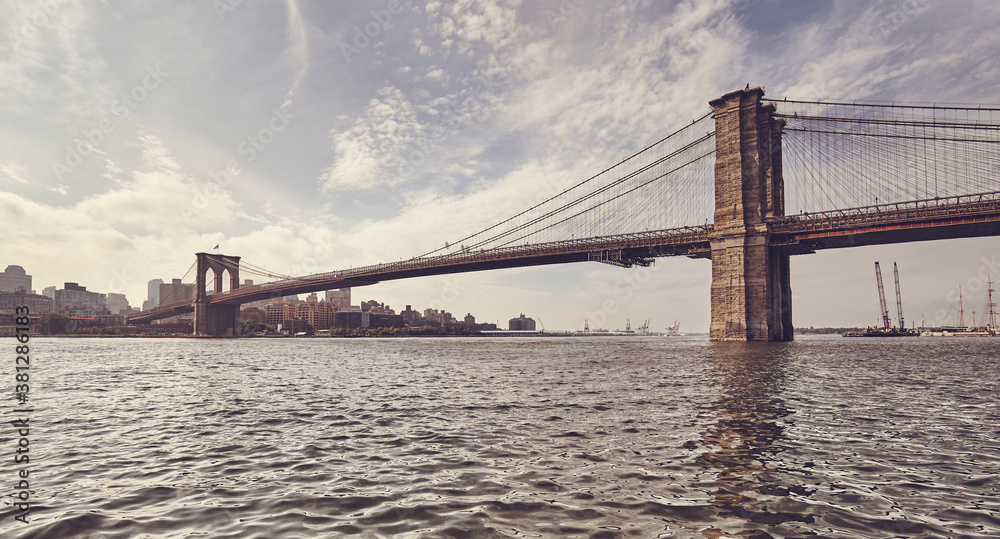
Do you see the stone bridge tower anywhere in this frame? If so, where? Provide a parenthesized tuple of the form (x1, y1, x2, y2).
(193, 252, 241, 337)
(709, 87, 792, 341)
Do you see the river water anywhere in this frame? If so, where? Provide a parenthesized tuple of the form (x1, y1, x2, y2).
(2, 335, 998, 538)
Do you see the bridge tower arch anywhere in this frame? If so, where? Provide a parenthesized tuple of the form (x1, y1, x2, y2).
(709, 87, 792, 341)
(194, 252, 241, 336)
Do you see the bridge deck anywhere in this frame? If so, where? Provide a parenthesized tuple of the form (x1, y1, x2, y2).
(128, 226, 713, 324)
(128, 191, 1000, 325)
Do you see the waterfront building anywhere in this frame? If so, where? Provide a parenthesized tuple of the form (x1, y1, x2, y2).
(0, 291, 54, 315)
(370, 313, 405, 328)
(335, 310, 369, 329)
(509, 314, 536, 331)
(264, 303, 298, 327)
(296, 300, 335, 330)
(55, 283, 107, 318)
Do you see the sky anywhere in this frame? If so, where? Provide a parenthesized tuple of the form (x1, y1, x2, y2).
(1, 0, 999, 331)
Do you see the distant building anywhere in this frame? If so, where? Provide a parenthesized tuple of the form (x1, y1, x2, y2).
(94, 313, 125, 327)
(335, 310, 369, 329)
(508, 314, 536, 331)
(42, 286, 56, 300)
(265, 303, 298, 327)
(296, 300, 335, 330)
(423, 308, 454, 327)
(464, 313, 476, 325)
(0, 265, 31, 293)
(146, 278, 164, 308)
(159, 279, 195, 305)
(105, 293, 131, 315)
(305, 292, 318, 303)
(400, 305, 420, 326)
(55, 283, 106, 318)
(361, 300, 394, 314)
(325, 288, 351, 310)
(370, 313, 404, 328)
(0, 291, 54, 315)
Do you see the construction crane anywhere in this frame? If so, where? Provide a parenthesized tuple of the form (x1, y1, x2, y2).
(875, 262, 891, 330)
(893, 262, 905, 330)
(637, 319, 650, 335)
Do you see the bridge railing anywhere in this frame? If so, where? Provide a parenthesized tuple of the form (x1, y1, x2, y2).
(768, 191, 1000, 234)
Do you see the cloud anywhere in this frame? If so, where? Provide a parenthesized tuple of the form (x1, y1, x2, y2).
(321, 86, 423, 191)
(0, 159, 29, 184)
(280, 0, 309, 110)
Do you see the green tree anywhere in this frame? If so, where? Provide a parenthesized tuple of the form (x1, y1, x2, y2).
(38, 312, 71, 335)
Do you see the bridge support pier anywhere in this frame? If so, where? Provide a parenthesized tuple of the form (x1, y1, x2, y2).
(709, 88, 792, 341)
(193, 253, 241, 337)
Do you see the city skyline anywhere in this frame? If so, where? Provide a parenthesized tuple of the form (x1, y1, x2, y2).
(2, 1, 1000, 331)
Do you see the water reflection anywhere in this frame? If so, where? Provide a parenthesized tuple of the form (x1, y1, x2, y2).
(698, 343, 814, 537)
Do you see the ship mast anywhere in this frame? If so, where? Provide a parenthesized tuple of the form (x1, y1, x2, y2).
(875, 262, 891, 330)
(988, 276, 997, 330)
(959, 284, 965, 327)
(893, 262, 904, 330)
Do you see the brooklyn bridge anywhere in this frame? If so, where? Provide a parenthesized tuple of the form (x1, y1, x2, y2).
(127, 87, 1000, 340)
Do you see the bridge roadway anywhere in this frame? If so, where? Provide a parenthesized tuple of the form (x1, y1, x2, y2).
(128, 225, 714, 324)
(128, 190, 1000, 325)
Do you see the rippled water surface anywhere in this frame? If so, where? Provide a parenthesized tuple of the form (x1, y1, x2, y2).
(3, 335, 999, 538)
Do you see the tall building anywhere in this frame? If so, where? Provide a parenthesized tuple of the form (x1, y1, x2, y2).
(509, 314, 536, 331)
(54, 283, 106, 318)
(105, 293, 131, 315)
(42, 286, 56, 299)
(144, 279, 164, 310)
(325, 288, 351, 310)
(0, 265, 31, 293)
